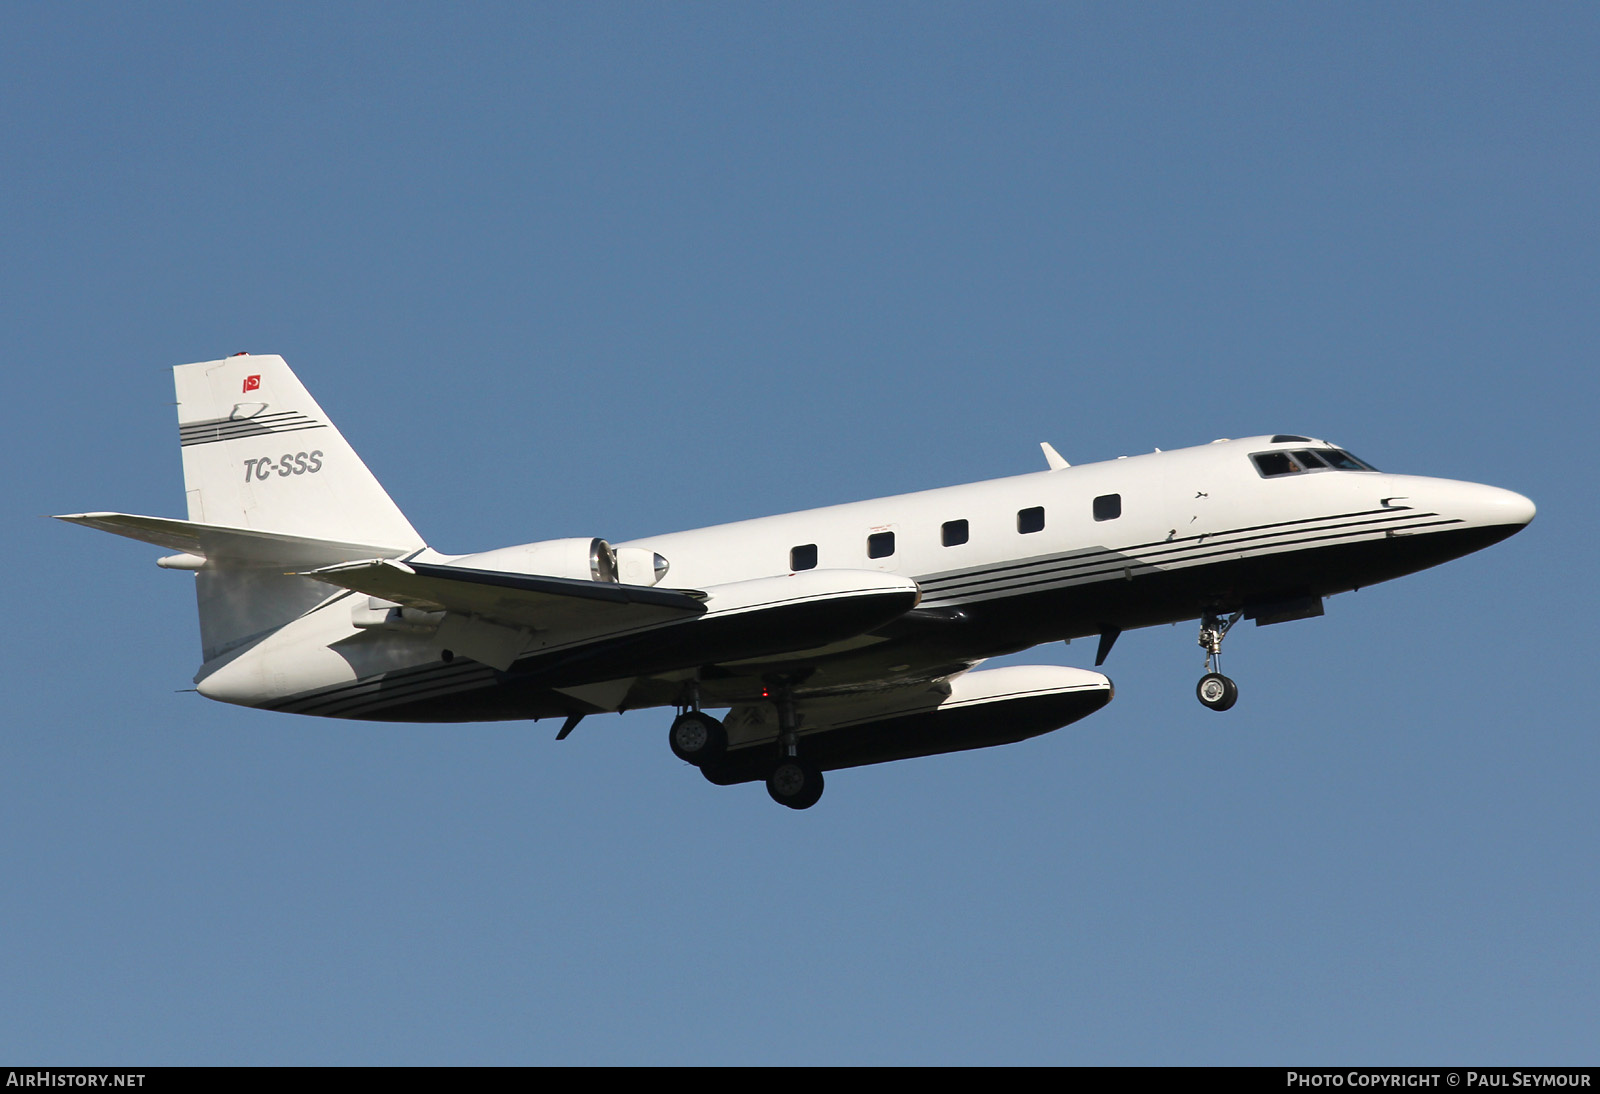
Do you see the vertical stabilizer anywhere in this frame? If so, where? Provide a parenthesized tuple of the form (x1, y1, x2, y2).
(173, 354, 425, 661)
(175, 354, 424, 549)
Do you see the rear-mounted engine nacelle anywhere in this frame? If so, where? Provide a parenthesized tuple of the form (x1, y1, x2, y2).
(452, 537, 620, 583)
(448, 538, 670, 587)
(615, 547, 670, 586)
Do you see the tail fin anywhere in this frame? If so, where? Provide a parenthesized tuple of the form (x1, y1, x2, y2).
(164, 354, 423, 663)
(63, 355, 427, 665)
(176, 354, 424, 548)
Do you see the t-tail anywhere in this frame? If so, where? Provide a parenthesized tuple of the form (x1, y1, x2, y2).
(57, 354, 426, 665)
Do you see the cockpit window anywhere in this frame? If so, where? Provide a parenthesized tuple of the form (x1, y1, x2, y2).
(1322, 448, 1379, 471)
(1252, 452, 1304, 477)
(1252, 448, 1379, 477)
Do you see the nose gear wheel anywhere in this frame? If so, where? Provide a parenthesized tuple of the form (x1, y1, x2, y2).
(1196, 671, 1238, 711)
(1195, 609, 1243, 712)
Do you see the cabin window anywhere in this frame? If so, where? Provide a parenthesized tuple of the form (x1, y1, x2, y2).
(1093, 494, 1121, 521)
(867, 531, 895, 559)
(941, 519, 969, 546)
(790, 544, 817, 571)
(1017, 507, 1045, 534)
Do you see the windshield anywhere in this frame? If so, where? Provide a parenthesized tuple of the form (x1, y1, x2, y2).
(1251, 448, 1380, 477)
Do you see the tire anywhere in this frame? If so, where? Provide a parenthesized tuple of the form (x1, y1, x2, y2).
(699, 761, 742, 786)
(668, 711, 727, 765)
(766, 760, 824, 810)
(1196, 672, 1239, 712)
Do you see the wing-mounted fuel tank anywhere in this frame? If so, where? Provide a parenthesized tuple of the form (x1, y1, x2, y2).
(703, 665, 1114, 785)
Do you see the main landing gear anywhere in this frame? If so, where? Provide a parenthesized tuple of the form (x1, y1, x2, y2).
(668, 709, 727, 765)
(1196, 609, 1242, 712)
(763, 684, 824, 810)
(669, 683, 824, 809)
(767, 758, 824, 811)
(670, 681, 825, 809)
(669, 680, 729, 765)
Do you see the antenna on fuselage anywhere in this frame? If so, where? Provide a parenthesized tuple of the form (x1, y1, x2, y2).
(1040, 442, 1070, 470)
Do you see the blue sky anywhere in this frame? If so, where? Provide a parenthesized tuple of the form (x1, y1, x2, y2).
(5, 3, 1596, 1064)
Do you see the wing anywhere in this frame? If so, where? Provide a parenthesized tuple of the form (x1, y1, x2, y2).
(299, 559, 921, 674)
(304, 557, 707, 631)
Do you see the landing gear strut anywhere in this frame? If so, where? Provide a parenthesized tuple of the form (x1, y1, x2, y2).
(764, 682, 824, 810)
(1196, 609, 1242, 712)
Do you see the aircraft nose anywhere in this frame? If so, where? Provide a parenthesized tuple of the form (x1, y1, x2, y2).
(1385, 477, 1536, 560)
(1470, 484, 1536, 529)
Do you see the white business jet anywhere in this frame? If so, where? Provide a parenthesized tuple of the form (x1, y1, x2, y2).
(59, 355, 1535, 809)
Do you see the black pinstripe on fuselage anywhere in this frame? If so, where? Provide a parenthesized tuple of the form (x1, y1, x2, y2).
(263, 504, 1493, 722)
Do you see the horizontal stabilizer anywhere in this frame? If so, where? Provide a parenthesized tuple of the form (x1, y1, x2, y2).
(54, 512, 415, 567)
(300, 558, 708, 634)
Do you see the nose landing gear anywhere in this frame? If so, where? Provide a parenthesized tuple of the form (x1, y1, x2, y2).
(1196, 609, 1242, 712)
(1196, 671, 1238, 711)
